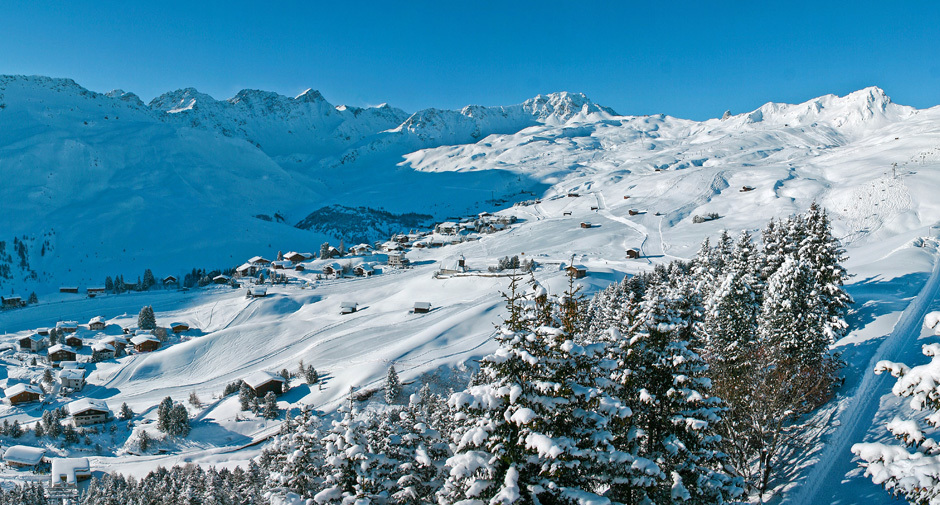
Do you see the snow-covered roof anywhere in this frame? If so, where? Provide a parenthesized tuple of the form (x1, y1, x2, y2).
(170, 321, 189, 328)
(272, 260, 292, 267)
(130, 335, 160, 345)
(88, 316, 105, 325)
(91, 342, 115, 353)
(568, 264, 588, 271)
(23, 334, 45, 343)
(3, 445, 45, 466)
(59, 361, 82, 369)
(355, 264, 374, 273)
(67, 398, 110, 416)
(48, 344, 77, 355)
(6, 383, 42, 397)
(214, 274, 231, 281)
(415, 302, 432, 310)
(135, 329, 153, 335)
(59, 368, 85, 380)
(243, 370, 285, 389)
(236, 263, 254, 272)
(51, 457, 90, 484)
(56, 321, 78, 329)
(249, 286, 267, 295)
(248, 256, 270, 264)
(101, 335, 128, 344)
(340, 301, 358, 309)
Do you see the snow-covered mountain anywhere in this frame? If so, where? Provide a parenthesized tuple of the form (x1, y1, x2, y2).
(0, 77, 625, 293)
(5, 77, 940, 503)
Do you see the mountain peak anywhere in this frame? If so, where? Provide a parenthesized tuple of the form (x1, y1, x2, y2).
(149, 87, 219, 113)
(522, 91, 618, 123)
(295, 88, 326, 103)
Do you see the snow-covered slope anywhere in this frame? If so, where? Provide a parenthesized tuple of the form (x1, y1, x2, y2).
(5, 78, 940, 503)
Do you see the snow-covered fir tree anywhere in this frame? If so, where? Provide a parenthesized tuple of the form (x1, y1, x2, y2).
(138, 305, 157, 330)
(386, 364, 403, 405)
(440, 276, 631, 505)
(853, 338, 940, 504)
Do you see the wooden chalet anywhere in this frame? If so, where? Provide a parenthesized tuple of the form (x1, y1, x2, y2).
(236, 263, 257, 277)
(170, 322, 190, 333)
(64, 335, 83, 349)
(580, 222, 592, 229)
(628, 209, 640, 216)
(101, 335, 128, 354)
(131, 334, 160, 353)
(5, 384, 42, 405)
(271, 260, 292, 270)
(740, 186, 755, 192)
(284, 251, 307, 263)
(1, 296, 24, 309)
(213, 274, 231, 284)
(56, 321, 78, 333)
(67, 398, 111, 426)
(566, 264, 588, 279)
(3, 446, 45, 468)
(626, 248, 641, 259)
(380, 241, 402, 252)
(294, 264, 305, 271)
(340, 301, 358, 314)
(59, 287, 79, 294)
(36, 328, 50, 336)
(436, 222, 459, 235)
(354, 264, 374, 277)
(87, 316, 106, 331)
(248, 286, 268, 298)
(48, 344, 78, 365)
(91, 342, 116, 360)
(349, 244, 373, 256)
(86, 287, 106, 297)
(567, 192, 580, 198)
(163, 275, 179, 287)
(248, 256, 272, 266)
(19, 334, 47, 352)
(414, 302, 432, 314)
(244, 371, 286, 397)
(322, 262, 342, 276)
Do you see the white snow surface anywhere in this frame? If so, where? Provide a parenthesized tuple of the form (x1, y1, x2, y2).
(2, 80, 940, 503)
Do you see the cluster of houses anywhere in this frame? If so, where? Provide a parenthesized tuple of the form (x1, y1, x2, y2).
(58, 275, 181, 298)
(3, 444, 93, 493)
(5, 314, 194, 429)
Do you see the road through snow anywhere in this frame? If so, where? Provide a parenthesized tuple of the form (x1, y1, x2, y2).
(784, 250, 940, 505)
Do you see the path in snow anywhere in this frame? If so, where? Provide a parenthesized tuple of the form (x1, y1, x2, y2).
(784, 249, 940, 505)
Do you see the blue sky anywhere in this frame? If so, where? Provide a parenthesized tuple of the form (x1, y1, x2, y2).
(2, 1, 938, 120)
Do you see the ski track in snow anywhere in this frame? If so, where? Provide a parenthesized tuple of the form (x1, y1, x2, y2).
(784, 250, 940, 505)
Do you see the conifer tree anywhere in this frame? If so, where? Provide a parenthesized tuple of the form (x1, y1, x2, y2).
(157, 396, 174, 433)
(143, 269, 156, 290)
(263, 392, 279, 419)
(385, 364, 402, 404)
(440, 278, 630, 505)
(138, 305, 157, 330)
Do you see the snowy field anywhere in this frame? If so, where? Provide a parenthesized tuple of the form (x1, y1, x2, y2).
(3, 79, 940, 502)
